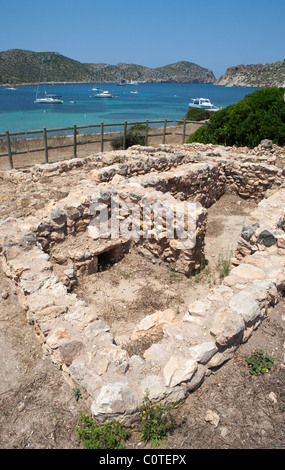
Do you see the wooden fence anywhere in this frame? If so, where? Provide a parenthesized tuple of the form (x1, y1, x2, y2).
(0, 118, 206, 169)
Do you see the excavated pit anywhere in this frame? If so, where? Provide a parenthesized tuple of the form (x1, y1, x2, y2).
(1, 142, 285, 421)
(48, 193, 257, 359)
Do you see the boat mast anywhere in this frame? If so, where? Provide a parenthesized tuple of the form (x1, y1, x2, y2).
(36, 58, 47, 99)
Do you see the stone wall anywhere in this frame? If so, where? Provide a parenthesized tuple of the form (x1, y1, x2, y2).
(236, 188, 285, 258)
(0, 142, 285, 422)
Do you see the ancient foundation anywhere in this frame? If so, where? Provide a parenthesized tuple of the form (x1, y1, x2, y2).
(0, 141, 284, 421)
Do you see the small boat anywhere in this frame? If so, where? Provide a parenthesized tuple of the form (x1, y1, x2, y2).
(93, 67, 113, 98)
(93, 90, 113, 98)
(128, 79, 138, 85)
(6, 86, 16, 90)
(189, 98, 219, 110)
(130, 90, 138, 94)
(35, 95, 63, 104)
(117, 80, 126, 86)
(35, 59, 63, 104)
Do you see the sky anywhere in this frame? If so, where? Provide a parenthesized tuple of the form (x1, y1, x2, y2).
(0, 0, 284, 79)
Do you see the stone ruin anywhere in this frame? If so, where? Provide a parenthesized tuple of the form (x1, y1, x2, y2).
(0, 141, 285, 422)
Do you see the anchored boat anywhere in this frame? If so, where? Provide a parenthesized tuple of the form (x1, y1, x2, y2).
(189, 97, 219, 110)
(93, 90, 114, 98)
(34, 59, 63, 104)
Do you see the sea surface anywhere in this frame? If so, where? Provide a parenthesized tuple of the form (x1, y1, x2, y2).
(0, 82, 259, 136)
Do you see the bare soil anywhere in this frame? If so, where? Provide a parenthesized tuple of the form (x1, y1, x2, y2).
(1, 190, 284, 450)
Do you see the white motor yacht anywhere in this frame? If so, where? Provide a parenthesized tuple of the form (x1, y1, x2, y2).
(189, 98, 219, 110)
(94, 90, 114, 98)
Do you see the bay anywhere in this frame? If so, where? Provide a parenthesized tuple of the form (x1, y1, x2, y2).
(0, 82, 259, 136)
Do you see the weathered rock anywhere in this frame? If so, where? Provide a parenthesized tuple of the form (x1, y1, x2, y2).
(205, 410, 220, 427)
(229, 290, 261, 324)
(163, 356, 197, 388)
(210, 308, 245, 347)
(91, 383, 136, 419)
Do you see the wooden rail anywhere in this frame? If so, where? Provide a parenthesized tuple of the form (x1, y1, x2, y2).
(0, 118, 206, 169)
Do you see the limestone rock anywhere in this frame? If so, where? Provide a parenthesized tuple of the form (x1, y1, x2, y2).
(163, 355, 197, 388)
(230, 263, 265, 280)
(210, 308, 245, 347)
(205, 410, 220, 427)
(91, 383, 136, 419)
(188, 342, 218, 364)
(229, 290, 261, 324)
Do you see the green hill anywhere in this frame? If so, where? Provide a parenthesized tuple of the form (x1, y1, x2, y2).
(0, 49, 92, 84)
(0, 49, 216, 85)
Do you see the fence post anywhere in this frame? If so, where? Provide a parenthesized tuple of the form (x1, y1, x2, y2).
(5, 131, 13, 169)
(123, 121, 127, 150)
(73, 125, 77, 157)
(100, 122, 104, 152)
(182, 119, 186, 143)
(163, 119, 167, 144)
(145, 120, 149, 146)
(43, 128, 48, 163)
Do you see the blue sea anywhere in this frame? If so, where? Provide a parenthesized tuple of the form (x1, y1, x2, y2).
(0, 82, 259, 136)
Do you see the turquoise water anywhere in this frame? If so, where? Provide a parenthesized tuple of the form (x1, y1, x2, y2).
(0, 82, 259, 136)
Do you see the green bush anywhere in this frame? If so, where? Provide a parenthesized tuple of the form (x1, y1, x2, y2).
(76, 413, 130, 449)
(111, 124, 147, 150)
(182, 107, 212, 122)
(187, 87, 285, 148)
(139, 389, 178, 447)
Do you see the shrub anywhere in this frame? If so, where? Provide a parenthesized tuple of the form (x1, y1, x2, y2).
(139, 389, 178, 447)
(182, 107, 212, 122)
(76, 413, 130, 449)
(187, 87, 285, 148)
(111, 124, 147, 150)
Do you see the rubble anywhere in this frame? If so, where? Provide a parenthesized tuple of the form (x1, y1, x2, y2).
(0, 142, 284, 421)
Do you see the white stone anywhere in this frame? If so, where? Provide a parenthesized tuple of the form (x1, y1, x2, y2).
(188, 342, 218, 364)
(229, 290, 261, 323)
(163, 355, 197, 387)
(187, 299, 212, 317)
(230, 264, 265, 279)
(91, 382, 135, 417)
(131, 309, 175, 340)
(140, 374, 167, 399)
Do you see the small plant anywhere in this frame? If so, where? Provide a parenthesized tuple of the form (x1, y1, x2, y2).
(72, 388, 82, 402)
(139, 389, 178, 447)
(76, 413, 130, 449)
(216, 249, 233, 279)
(245, 350, 274, 375)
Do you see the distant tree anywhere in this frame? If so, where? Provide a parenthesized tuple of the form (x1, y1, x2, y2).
(182, 107, 212, 122)
(110, 124, 147, 150)
(187, 87, 285, 148)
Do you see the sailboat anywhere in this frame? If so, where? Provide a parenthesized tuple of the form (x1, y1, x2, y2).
(93, 68, 113, 98)
(34, 59, 63, 104)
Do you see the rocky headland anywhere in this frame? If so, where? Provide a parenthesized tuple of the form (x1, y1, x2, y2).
(215, 59, 285, 87)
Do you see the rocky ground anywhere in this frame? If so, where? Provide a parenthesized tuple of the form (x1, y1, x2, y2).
(0, 189, 284, 450)
(0, 140, 284, 451)
(0, 252, 284, 450)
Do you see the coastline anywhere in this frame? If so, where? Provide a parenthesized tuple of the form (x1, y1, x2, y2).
(1, 80, 216, 87)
